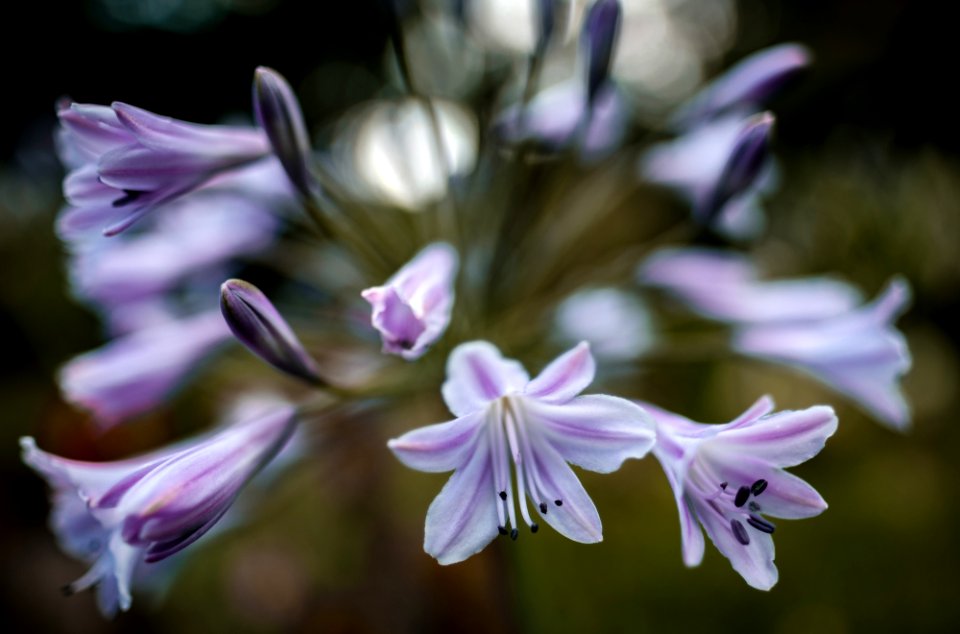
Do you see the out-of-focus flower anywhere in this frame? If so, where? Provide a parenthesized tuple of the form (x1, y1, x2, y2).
(20, 404, 297, 616)
(735, 279, 912, 430)
(253, 66, 314, 197)
(648, 397, 837, 590)
(221, 279, 322, 384)
(362, 242, 459, 360)
(581, 0, 622, 103)
(389, 341, 656, 564)
(554, 287, 654, 361)
(59, 311, 231, 429)
(56, 100, 270, 238)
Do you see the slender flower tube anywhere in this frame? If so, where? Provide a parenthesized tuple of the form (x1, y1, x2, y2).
(648, 397, 837, 590)
(362, 242, 459, 360)
(253, 67, 314, 197)
(220, 279, 322, 384)
(581, 0, 622, 103)
(701, 112, 775, 224)
(21, 404, 297, 616)
(734, 278, 912, 430)
(389, 341, 656, 564)
(56, 100, 270, 238)
(59, 311, 231, 429)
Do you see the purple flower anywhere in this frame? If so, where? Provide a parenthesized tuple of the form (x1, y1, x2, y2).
(388, 341, 656, 564)
(56, 100, 270, 238)
(362, 242, 459, 360)
(59, 311, 231, 429)
(734, 278, 912, 430)
(220, 279, 322, 384)
(21, 403, 297, 616)
(648, 397, 837, 590)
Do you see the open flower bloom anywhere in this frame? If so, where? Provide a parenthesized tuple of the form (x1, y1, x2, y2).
(56, 100, 270, 238)
(734, 278, 912, 430)
(21, 404, 297, 616)
(388, 341, 656, 564)
(59, 310, 231, 428)
(648, 397, 837, 590)
(362, 242, 459, 360)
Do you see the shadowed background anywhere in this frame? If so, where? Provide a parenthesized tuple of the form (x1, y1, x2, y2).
(1, 0, 958, 632)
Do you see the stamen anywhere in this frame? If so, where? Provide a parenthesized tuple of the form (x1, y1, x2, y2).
(751, 479, 768, 496)
(730, 519, 750, 545)
(555, 499, 563, 506)
(499, 491, 507, 501)
(504, 402, 537, 529)
(748, 501, 761, 512)
(539, 502, 548, 514)
(111, 189, 145, 208)
(734, 486, 750, 508)
(490, 404, 509, 530)
(747, 515, 776, 534)
(531, 523, 539, 533)
(720, 481, 728, 490)
(510, 528, 519, 541)
(498, 526, 508, 536)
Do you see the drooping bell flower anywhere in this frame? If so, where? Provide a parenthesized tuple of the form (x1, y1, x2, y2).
(389, 341, 656, 564)
(648, 397, 837, 590)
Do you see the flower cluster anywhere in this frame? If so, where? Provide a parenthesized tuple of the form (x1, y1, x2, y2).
(22, 0, 912, 619)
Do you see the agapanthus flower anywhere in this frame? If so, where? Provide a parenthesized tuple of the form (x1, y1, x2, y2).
(20, 403, 297, 616)
(388, 341, 656, 564)
(362, 242, 458, 360)
(648, 397, 837, 590)
(56, 99, 270, 238)
(59, 310, 231, 428)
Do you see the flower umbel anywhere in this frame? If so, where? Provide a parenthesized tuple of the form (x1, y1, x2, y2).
(648, 397, 837, 590)
(389, 341, 656, 564)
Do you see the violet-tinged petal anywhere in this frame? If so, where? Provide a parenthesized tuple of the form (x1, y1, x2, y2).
(700, 456, 828, 520)
(708, 406, 838, 468)
(656, 453, 706, 567)
(672, 43, 812, 129)
(528, 438, 603, 543)
(524, 395, 655, 473)
(388, 410, 486, 473)
(220, 279, 321, 385)
(525, 341, 596, 403)
(59, 310, 231, 428)
(694, 494, 778, 591)
(253, 67, 314, 197)
(441, 341, 530, 416)
(701, 112, 775, 225)
(581, 0, 622, 103)
(363, 242, 459, 361)
(423, 435, 499, 565)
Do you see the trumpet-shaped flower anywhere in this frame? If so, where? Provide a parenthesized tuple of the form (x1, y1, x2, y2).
(648, 397, 837, 590)
(389, 341, 656, 564)
(362, 242, 459, 360)
(56, 100, 270, 238)
(21, 404, 297, 616)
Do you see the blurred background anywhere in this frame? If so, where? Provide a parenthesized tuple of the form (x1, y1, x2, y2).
(1, 0, 958, 632)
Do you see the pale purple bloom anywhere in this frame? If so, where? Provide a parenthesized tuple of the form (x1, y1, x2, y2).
(59, 310, 231, 428)
(21, 403, 297, 616)
(648, 397, 837, 590)
(554, 287, 654, 361)
(671, 43, 812, 130)
(639, 248, 863, 323)
(220, 279, 322, 384)
(56, 100, 270, 238)
(253, 67, 314, 197)
(388, 341, 656, 564)
(735, 278, 912, 430)
(362, 242, 459, 360)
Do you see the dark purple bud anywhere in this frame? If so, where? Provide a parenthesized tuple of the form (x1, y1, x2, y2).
(220, 279, 322, 385)
(581, 0, 621, 103)
(536, 0, 556, 54)
(253, 67, 314, 198)
(702, 112, 774, 224)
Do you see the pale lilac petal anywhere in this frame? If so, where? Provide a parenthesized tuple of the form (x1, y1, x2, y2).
(694, 496, 778, 591)
(725, 395, 776, 430)
(708, 406, 838, 468)
(441, 342, 530, 416)
(423, 435, 499, 565)
(525, 342, 596, 403)
(654, 448, 705, 567)
(523, 395, 655, 472)
(388, 411, 486, 473)
(528, 438, 603, 543)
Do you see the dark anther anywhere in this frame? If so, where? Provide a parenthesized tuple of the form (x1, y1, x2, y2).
(510, 528, 519, 541)
(751, 479, 768, 496)
(498, 525, 508, 536)
(531, 523, 539, 533)
(747, 515, 776, 534)
(720, 481, 728, 490)
(60, 584, 76, 597)
(748, 501, 761, 512)
(539, 502, 548, 514)
(111, 189, 145, 208)
(731, 519, 750, 545)
(734, 486, 751, 507)
(499, 491, 507, 501)
(554, 499, 563, 507)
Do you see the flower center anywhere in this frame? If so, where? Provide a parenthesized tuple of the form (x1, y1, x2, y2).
(690, 458, 776, 547)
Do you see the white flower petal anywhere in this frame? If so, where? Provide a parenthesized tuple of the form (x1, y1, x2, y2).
(442, 342, 529, 416)
(388, 411, 486, 473)
(525, 342, 596, 403)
